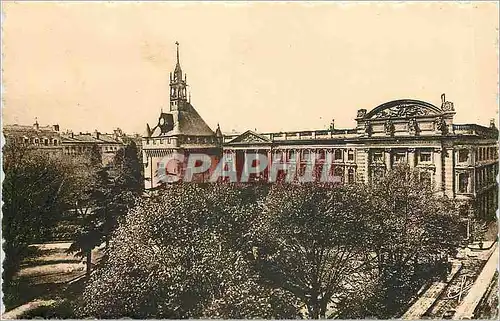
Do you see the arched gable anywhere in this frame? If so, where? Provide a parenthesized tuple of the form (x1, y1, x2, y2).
(364, 99, 442, 120)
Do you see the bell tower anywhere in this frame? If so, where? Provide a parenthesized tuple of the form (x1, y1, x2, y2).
(169, 41, 188, 111)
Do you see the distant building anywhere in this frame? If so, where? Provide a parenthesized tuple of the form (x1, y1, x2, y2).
(61, 129, 124, 164)
(142, 44, 498, 222)
(3, 120, 126, 165)
(3, 120, 63, 154)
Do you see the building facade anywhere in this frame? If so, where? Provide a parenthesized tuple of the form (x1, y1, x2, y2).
(60, 129, 124, 164)
(3, 121, 63, 154)
(142, 46, 498, 220)
(3, 121, 125, 165)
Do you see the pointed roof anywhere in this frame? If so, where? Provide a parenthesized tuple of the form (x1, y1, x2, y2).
(174, 41, 182, 76)
(215, 123, 223, 138)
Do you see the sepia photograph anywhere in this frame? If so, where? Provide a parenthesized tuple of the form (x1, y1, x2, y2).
(1, 1, 499, 319)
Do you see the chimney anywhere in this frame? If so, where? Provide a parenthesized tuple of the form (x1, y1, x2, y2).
(53, 124, 60, 132)
(33, 119, 39, 131)
(330, 119, 335, 130)
(490, 119, 496, 129)
(441, 93, 446, 105)
(93, 130, 100, 140)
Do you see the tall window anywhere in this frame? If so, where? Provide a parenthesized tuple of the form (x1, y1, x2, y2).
(347, 149, 354, 161)
(334, 149, 343, 161)
(347, 168, 355, 184)
(458, 149, 469, 163)
(458, 172, 469, 193)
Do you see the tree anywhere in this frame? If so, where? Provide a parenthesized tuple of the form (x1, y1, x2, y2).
(103, 141, 143, 247)
(68, 144, 111, 277)
(362, 164, 462, 317)
(248, 182, 374, 318)
(2, 142, 76, 286)
(76, 183, 298, 319)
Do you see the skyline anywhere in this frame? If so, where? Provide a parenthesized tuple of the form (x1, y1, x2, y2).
(2, 1, 499, 135)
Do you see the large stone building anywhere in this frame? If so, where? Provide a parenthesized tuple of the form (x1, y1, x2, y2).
(142, 45, 498, 221)
(3, 120, 126, 164)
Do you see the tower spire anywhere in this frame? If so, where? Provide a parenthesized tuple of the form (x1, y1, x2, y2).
(170, 41, 187, 111)
(175, 41, 180, 64)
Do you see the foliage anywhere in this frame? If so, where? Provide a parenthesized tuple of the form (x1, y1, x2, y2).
(2, 142, 78, 285)
(76, 183, 299, 319)
(248, 182, 375, 318)
(363, 164, 463, 317)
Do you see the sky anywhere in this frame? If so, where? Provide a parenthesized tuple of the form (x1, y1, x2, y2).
(2, 1, 499, 135)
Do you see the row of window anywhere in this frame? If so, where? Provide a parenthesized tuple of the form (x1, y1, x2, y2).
(370, 167, 433, 186)
(475, 164, 499, 190)
(146, 137, 216, 145)
(20, 137, 59, 146)
(457, 146, 498, 163)
(63, 146, 119, 153)
(223, 149, 357, 162)
(476, 146, 498, 162)
(371, 149, 432, 164)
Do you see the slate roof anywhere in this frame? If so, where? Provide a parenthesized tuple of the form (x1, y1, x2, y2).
(60, 133, 121, 144)
(151, 103, 214, 137)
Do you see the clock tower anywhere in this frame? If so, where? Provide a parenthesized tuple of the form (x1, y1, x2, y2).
(169, 41, 187, 112)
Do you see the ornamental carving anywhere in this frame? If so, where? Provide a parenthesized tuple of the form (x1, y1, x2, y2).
(384, 119, 395, 136)
(435, 116, 448, 134)
(357, 109, 367, 118)
(408, 118, 419, 135)
(371, 104, 432, 119)
(442, 101, 455, 112)
(364, 121, 373, 137)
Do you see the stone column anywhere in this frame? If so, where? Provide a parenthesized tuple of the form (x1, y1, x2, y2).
(434, 148, 443, 194)
(385, 148, 392, 171)
(408, 148, 416, 169)
(363, 148, 370, 183)
(443, 147, 455, 198)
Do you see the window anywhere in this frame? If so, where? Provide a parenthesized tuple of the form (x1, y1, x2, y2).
(458, 172, 469, 193)
(347, 149, 354, 161)
(334, 167, 344, 183)
(347, 168, 355, 184)
(420, 171, 432, 186)
(34, 138, 39, 144)
(334, 149, 343, 161)
(373, 151, 383, 162)
(23, 137, 29, 144)
(419, 151, 432, 163)
(318, 149, 326, 160)
(289, 150, 296, 162)
(394, 153, 406, 163)
(458, 149, 469, 163)
(302, 150, 312, 163)
(44, 138, 49, 146)
(53, 139, 58, 146)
